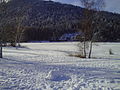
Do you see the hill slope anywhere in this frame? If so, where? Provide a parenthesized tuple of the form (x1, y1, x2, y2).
(0, 0, 120, 42)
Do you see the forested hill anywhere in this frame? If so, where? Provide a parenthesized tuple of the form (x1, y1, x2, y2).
(0, 0, 120, 42)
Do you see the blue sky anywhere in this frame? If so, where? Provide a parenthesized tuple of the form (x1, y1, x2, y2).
(51, 0, 120, 14)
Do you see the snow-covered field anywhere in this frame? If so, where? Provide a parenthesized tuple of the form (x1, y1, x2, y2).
(0, 42, 120, 90)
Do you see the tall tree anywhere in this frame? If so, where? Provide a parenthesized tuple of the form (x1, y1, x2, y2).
(79, 0, 105, 58)
(14, 5, 30, 47)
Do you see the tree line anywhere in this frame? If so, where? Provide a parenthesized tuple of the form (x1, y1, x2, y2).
(0, 0, 120, 44)
(0, 0, 120, 58)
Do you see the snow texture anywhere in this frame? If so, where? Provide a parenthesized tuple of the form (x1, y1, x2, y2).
(0, 42, 120, 90)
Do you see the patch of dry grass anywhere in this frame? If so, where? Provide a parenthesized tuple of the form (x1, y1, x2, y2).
(69, 54, 86, 58)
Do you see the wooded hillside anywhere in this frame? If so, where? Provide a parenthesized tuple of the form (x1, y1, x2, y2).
(0, 0, 120, 42)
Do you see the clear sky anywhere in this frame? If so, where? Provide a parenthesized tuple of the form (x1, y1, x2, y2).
(51, 0, 120, 14)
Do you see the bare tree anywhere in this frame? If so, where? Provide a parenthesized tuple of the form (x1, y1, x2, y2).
(79, 0, 105, 58)
(15, 16, 27, 47)
(14, 6, 30, 47)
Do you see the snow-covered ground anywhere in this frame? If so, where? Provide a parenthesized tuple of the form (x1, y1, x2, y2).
(0, 42, 120, 90)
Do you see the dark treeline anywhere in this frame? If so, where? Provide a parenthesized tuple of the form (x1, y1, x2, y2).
(0, 0, 120, 43)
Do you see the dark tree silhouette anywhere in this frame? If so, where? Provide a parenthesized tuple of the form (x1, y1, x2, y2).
(0, 1, 6, 58)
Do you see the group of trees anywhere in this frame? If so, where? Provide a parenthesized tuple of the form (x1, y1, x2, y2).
(0, 0, 83, 42)
(0, 0, 29, 58)
(78, 0, 106, 58)
(0, 0, 120, 58)
(0, 0, 120, 43)
(78, 0, 120, 58)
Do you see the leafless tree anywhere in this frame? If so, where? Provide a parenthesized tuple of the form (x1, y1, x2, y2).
(79, 0, 105, 58)
(15, 16, 27, 47)
(14, 6, 30, 47)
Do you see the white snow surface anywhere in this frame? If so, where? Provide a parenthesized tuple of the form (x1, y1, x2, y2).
(0, 42, 120, 90)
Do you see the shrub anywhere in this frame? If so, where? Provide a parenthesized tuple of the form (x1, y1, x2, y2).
(109, 49, 114, 55)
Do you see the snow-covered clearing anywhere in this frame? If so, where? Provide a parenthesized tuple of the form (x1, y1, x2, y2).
(0, 42, 120, 90)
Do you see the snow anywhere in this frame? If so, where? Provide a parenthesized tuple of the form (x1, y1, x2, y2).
(45, 70, 70, 81)
(0, 42, 120, 90)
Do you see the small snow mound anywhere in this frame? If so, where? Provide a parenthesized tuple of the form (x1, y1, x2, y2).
(46, 70, 70, 81)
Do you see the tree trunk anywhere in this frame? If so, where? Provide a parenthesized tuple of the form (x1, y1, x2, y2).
(0, 42, 2, 58)
(15, 29, 19, 47)
(88, 40, 93, 58)
(83, 37, 86, 58)
(18, 29, 25, 47)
